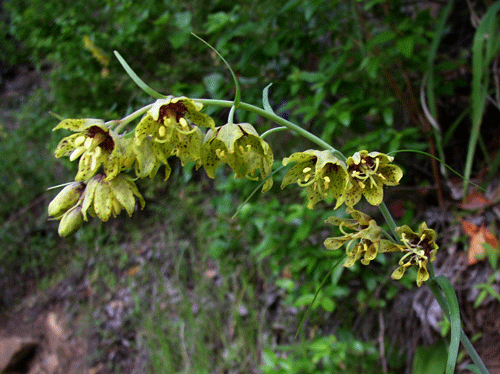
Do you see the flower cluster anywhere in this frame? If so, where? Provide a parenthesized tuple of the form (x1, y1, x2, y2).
(49, 96, 274, 235)
(48, 174, 144, 237)
(49, 91, 436, 287)
(389, 223, 439, 287)
(324, 209, 438, 286)
(281, 149, 402, 209)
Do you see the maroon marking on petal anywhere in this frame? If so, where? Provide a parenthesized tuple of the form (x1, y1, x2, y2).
(158, 102, 188, 123)
(86, 126, 115, 152)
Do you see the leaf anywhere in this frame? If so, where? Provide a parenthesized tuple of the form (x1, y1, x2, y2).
(459, 189, 492, 210)
(114, 51, 165, 99)
(262, 83, 275, 115)
(397, 35, 414, 58)
(460, 218, 500, 265)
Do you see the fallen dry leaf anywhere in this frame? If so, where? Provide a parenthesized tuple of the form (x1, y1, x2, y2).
(459, 189, 492, 211)
(460, 218, 499, 265)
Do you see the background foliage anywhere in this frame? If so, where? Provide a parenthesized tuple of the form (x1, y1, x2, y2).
(1, 0, 499, 372)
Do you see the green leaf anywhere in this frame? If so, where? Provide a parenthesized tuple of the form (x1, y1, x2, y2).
(113, 51, 165, 99)
(262, 83, 276, 115)
(435, 276, 460, 374)
(411, 341, 447, 374)
(397, 35, 414, 58)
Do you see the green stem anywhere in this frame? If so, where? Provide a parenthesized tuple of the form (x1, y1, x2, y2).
(261, 126, 287, 139)
(378, 201, 399, 242)
(427, 264, 489, 374)
(106, 104, 153, 133)
(194, 98, 347, 162)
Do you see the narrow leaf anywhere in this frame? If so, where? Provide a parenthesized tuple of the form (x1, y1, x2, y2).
(113, 51, 165, 99)
(262, 83, 276, 114)
(435, 276, 460, 374)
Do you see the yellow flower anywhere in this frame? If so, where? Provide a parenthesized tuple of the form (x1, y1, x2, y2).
(390, 222, 439, 287)
(48, 181, 86, 218)
(133, 97, 213, 179)
(324, 209, 386, 266)
(343, 150, 402, 207)
(53, 119, 126, 181)
(81, 173, 145, 222)
(202, 123, 274, 192)
(281, 150, 348, 209)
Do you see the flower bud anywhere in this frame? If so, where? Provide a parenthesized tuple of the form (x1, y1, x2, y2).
(48, 182, 85, 218)
(58, 206, 84, 237)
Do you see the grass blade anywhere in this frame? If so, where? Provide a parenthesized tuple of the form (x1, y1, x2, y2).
(434, 276, 460, 374)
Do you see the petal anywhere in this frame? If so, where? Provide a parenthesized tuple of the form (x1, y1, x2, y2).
(216, 123, 243, 153)
(343, 185, 362, 207)
(94, 180, 113, 221)
(81, 177, 99, 221)
(379, 164, 403, 185)
(391, 265, 407, 280)
(362, 184, 383, 206)
(135, 114, 157, 143)
(324, 236, 349, 250)
(416, 265, 430, 287)
(133, 139, 158, 178)
(75, 154, 97, 181)
(281, 161, 315, 188)
(53, 118, 104, 132)
(54, 134, 80, 157)
(108, 176, 135, 216)
(379, 239, 403, 253)
(282, 150, 318, 166)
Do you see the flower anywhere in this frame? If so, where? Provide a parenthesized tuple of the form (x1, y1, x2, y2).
(58, 205, 84, 237)
(48, 181, 86, 218)
(81, 173, 145, 222)
(48, 173, 145, 236)
(390, 222, 438, 287)
(343, 150, 402, 207)
(281, 150, 348, 209)
(133, 97, 213, 179)
(53, 119, 126, 181)
(324, 208, 386, 266)
(201, 123, 274, 192)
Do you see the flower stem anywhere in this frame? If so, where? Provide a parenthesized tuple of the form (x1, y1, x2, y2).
(194, 98, 347, 162)
(378, 201, 399, 242)
(107, 104, 153, 133)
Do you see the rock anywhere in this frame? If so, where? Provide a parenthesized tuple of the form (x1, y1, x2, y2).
(0, 336, 38, 372)
(45, 313, 65, 353)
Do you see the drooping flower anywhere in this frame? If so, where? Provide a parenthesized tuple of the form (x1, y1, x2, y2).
(133, 97, 213, 179)
(324, 208, 389, 266)
(53, 119, 127, 181)
(48, 173, 145, 236)
(201, 123, 274, 192)
(48, 181, 86, 219)
(81, 173, 145, 222)
(281, 150, 348, 209)
(343, 150, 402, 207)
(390, 222, 439, 287)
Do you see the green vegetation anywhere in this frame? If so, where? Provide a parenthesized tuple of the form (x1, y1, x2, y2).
(1, 0, 499, 373)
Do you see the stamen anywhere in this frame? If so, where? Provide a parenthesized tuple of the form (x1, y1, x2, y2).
(74, 135, 86, 147)
(303, 167, 312, 173)
(216, 149, 225, 158)
(179, 117, 189, 130)
(69, 147, 85, 161)
(158, 126, 166, 138)
(84, 137, 93, 149)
